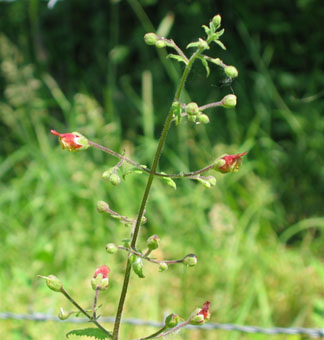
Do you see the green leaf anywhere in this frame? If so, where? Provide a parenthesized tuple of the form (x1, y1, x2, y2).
(66, 327, 110, 339)
(202, 25, 210, 35)
(123, 167, 144, 179)
(213, 39, 226, 50)
(167, 54, 188, 65)
(160, 172, 177, 190)
(186, 41, 200, 49)
(197, 56, 210, 77)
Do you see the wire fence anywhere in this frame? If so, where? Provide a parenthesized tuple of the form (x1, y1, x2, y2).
(2, 312, 324, 338)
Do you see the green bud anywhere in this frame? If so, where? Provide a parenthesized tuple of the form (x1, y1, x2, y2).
(103, 169, 121, 186)
(208, 176, 217, 186)
(222, 94, 237, 108)
(212, 15, 222, 29)
(159, 262, 168, 272)
(38, 275, 63, 292)
(91, 273, 109, 291)
(58, 307, 70, 320)
(165, 313, 180, 328)
(224, 66, 238, 78)
(105, 243, 118, 254)
(96, 200, 109, 213)
(186, 102, 199, 115)
(155, 40, 166, 49)
(110, 173, 121, 186)
(147, 235, 160, 251)
(129, 254, 137, 264)
(198, 38, 209, 50)
(197, 113, 210, 124)
(132, 258, 145, 278)
(183, 254, 198, 267)
(144, 33, 159, 46)
(190, 313, 205, 325)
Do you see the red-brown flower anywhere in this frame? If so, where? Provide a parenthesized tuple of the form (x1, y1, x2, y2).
(51, 129, 89, 151)
(214, 152, 248, 173)
(198, 301, 211, 321)
(190, 301, 211, 325)
(93, 265, 110, 279)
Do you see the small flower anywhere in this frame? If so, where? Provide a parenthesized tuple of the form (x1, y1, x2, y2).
(91, 265, 110, 291)
(190, 301, 211, 325)
(51, 130, 89, 151)
(214, 152, 248, 174)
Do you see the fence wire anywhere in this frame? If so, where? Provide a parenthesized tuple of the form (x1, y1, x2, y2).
(2, 312, 324, 338)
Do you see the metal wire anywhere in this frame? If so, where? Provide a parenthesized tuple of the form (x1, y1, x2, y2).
(2, 312, 324, 338)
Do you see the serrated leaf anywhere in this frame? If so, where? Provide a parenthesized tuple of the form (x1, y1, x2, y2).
(66, 327, 110, 339)
(197, 56, 210, 77)
(186, 41, 200, 49)
(213, 39, 226, 50)
(167, 54, 188, 65)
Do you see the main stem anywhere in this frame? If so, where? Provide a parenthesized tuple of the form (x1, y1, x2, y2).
(112, 50, 201, 340)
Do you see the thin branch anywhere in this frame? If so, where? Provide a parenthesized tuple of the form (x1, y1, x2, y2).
(118, 246, 184, 265)
(60, 288, 112, 338)
(89, 140, 216, 179)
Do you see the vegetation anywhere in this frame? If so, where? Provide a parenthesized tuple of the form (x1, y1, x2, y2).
(1, 1, 324, 339)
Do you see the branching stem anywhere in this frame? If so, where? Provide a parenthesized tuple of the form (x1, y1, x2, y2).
(111, 47, 204, 340)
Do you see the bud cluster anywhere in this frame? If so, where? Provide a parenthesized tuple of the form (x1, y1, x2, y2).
(186, 102, 210, 124)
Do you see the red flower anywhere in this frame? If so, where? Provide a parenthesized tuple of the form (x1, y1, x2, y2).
(51, 129, 89, 151)
(215, 152, 248, 173)
(198, 301, 211, 321)
(93, 265, 110, 279)
(190, 301, 211, 325)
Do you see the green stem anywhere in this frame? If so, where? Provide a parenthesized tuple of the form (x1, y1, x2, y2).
(112, 49, 202, 340)
(61, 288, 112, 338)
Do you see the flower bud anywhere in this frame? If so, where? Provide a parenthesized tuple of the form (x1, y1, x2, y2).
(38, 275, 63, 292)
(165, 313, 180, 328)
(224, 66, 238, 78)
(190, 301, 211, 325)
(197, 113, 210, 124)
(144, 33, 159, 46)
(147, 235, 160, 251)
(155, 40, 166, 49)
(102, 169, 121, 186)
(183, 254, 198, 267)
(96, 200, 109, 213)
(58, 307, 70, 320)
(222, 94, 237, 108)
(186, 102, 199, 115)
(105, 243, 118, 254)
(212, 15, 222, 29)
(91, 265, 110, 291)
(213, 152, 248, 173)
(159, 262, 168, 272)
(198, 38, 209, 50)
(51, 130, 89, 151)
(132, 258, 145, 278)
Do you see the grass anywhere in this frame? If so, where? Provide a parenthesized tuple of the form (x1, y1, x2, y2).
(1, 3, 324, 339)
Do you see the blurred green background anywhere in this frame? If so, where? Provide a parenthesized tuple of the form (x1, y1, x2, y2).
(1, 0, 324, 339)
